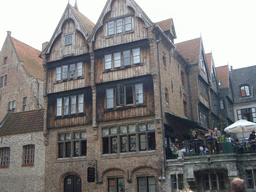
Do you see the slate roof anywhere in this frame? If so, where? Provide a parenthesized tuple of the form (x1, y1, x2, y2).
(71, 5, 95, 34)
(216, 65, 229, 88)
(0, 110, 44, 136)
(12, 37, 44, 80)
(156, 19, 172, 32)
(175, 38, 201, 64)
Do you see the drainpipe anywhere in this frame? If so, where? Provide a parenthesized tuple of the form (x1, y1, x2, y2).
(156, 34, 166, 176)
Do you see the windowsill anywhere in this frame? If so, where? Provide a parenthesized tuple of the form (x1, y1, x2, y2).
(103, 62, 144, 73)
(55, 113, 86, 120)
(22, 164, 34, 167)
(0, 165, 9, 168)
(57, 156, 87, 162)
(105, 104, 146, 112)
(54, 76, 84, 84)
(101, 150, 156, 158)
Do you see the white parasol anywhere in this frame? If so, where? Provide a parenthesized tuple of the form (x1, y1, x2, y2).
(224, 119, 256, 138)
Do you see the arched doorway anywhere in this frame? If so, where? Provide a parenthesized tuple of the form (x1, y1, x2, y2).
(64, 175, 81, 192)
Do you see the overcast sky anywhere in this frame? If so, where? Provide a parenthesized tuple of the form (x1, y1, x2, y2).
(1, 0, 255, 69)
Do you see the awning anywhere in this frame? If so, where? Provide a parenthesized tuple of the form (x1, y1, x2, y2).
(165, 112, 208, 131)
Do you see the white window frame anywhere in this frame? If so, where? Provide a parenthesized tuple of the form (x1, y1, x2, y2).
(57, 98, 62, 116)
(104, 54, 112, 70)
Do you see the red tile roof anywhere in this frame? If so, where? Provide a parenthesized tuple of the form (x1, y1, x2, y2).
(175, 38, 201, 64)
(0, 110, 44, 136)
(156, 19, 172, 32)
(12, 37, 44, 80)
(216, 65, 229, 88)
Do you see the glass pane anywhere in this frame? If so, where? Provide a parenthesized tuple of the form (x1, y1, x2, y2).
(65, 133, 71, 140)
(139, 124, 146, 132)
(123, 50, 131, 66)
(74, 132, 80, 139)
(129, 135, 136, 152)
(108, 178, 116, 192)
(125, 16, 132, 31)
(110, 127, 117, 135)
(114, 52, 121, 68)
(111, 137, 117, 153)
(81, 140, 87, 156)
(135, 83, 143, 104)
(133, 48, 140, 64)
(121, 136, 127, 152)
(71, 96, 76, 114)
(139, 134, 147, 151)
(56, 67, 61, 81)
(78, 94, 84, 113)
(148, 133, 155, 150)
(118, 178, 125, 192)
(62, 65, 68, 80)
(65, 142, 71, 157)
(70, 64, 76, 78)
(105, 54, 112, 69)
(64, 97, 69, 115)
(108, 21, 115, 35)
(102, 128, 109, 136)
(58, 143, 63, 158)
(106, 88, 114, 109)
(58, 133, 65, 141)
(126, 85, 133, 105)
(148, 122, 155, 131)
(128, 125, 136, 133)
(138, 178, 146, 192)
(77, 62, 83, 77)
(74, 141, 80, 157)
(116, 19, 123, 34)
(120, 126, 127, 134)
(81, 131, 87, 139)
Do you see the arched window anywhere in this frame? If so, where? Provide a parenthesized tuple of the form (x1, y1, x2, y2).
(240, 84, 251, 97)
(64, 175, 81, 192)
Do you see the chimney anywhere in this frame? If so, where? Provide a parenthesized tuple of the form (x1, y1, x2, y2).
(42, 42, 49, 52)
(7, 31, 11, 36)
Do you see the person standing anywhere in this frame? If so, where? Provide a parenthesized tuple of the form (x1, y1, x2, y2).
(205, 130, 214, 154)
(231, 178, 246, 192)
(213, 128, 221, 153)
(192, 131, 200, 155)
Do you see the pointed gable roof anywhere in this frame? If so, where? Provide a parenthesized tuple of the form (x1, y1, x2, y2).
(216, 65, 229, 88)
(175, 37, 201, 64)
(155, 18, 177, 39)
(0, 110, 44, 136)
(41, 4, 95, 55)
(89, 0, 154, 41)
(11, 37, 44, 80)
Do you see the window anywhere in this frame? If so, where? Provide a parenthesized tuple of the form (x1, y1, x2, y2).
(65, 35, 72, 46)
(23, 97, 27, 111)
(237, 108, 256, 122)
(199, 104, 208, 127)
(108, 178, 125, 192)
(8, 100, 16, 112)
(171, 174, 184, 191)
(202, 172, 225, 190)
(102, 122, 155, 154)
(58, 131, 87, 158)
(56, 62, 83, 81)
(199, 78, 208, 100)
(23, 145, 35, 166)
(56, 94, 84, 117)
(0, 74, 7, 88)
(104, 48, 141, 70)
(0, 147, 10, 167)
(240, 84, 251, 97)
(137, 176, 156, 192)
(165, 88, 169, 106)
(220, 98, 225, 109)
(246, 169, 256, 189)
(4, 57, 8, 65)
(107, 16, 132, 36)
(106, 83, 143, 109)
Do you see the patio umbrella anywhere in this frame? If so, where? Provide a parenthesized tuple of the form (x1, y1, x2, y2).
(224, 119, 256, 138)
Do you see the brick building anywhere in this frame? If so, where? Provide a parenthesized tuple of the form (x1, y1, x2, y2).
(0, 110, 45, 191)
(0, 31, 44, 122)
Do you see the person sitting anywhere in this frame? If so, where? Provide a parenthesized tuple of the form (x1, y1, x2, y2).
(234, 138, 243, 153)
(241, 138, 247, 152)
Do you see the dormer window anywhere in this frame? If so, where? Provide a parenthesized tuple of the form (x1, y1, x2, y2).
(240, 84, 251, 97)
(107, 16, 133, 36)
(64, 35, 72, 46)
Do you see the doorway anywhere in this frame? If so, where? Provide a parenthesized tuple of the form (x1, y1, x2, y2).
(64, 175, 81, 192)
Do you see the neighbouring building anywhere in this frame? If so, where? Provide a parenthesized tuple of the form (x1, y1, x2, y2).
(0, 110, 45, 192)
(231, 65, 256, 139)
(0, 31, 44, 122)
